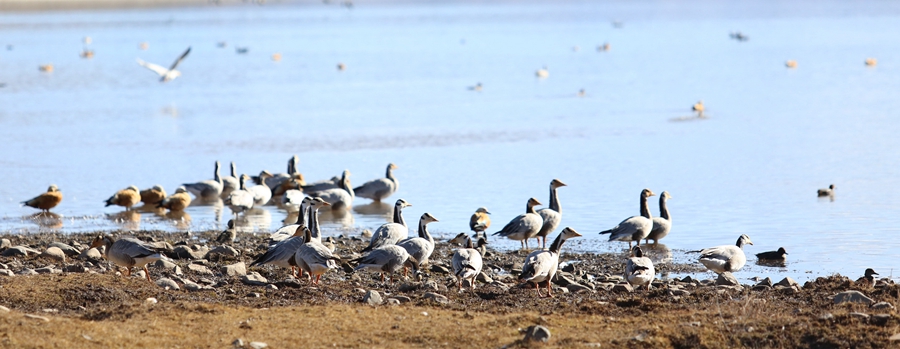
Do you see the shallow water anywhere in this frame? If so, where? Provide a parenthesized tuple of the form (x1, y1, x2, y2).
(2, 0, 900, 283)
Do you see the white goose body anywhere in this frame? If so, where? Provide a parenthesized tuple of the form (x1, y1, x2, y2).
(518, 227, 581, 297)
(452, 237, 486, 290)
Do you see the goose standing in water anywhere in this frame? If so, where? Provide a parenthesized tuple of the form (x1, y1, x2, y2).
(253, 155, 299, 190)
(646, 191, 672, 245)
(280, 187, 306, 213)
(183, 161, 224, 199)
(398, 213, 439, 276)
(361, 199, 412, 252)
(692, 100, 704, 116)
(519, 227, 582, 297)
(104, 186, 142, 210)
(248, 171, 273, 206)
(301, 175, 341, 192)
(353, 163, 399, 202)
(599, 189, 656, 248)
(91, 234, 165, 282)
(697, 234, 753, 274)
(535, 66, 549, 78)
(755, 247, 788, 261)
(272, 173, 306, 198)
(307, 170, 353, 210)
(139, 185, 167, 206)
(625, 246, 655, 290)
(536, 179, 567, 248)
(452, 237, 487, 291)
(224, 175, 255, 216)
(22, 185, 63, 212)
(221, 162, 239, 199)
(352, 245, 418, 283)
(817, 184, 835, 197)
(469, 207, 491, 241)
(295, 221, 341, 285)
(157, 186, 192, 212)
(492, 198, 543, 250)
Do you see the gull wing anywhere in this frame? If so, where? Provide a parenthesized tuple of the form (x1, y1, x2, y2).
(136, 59, 169, 77)
(169, 47, 191, 71)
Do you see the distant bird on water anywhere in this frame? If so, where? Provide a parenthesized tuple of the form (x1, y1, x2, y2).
(865, 58, 877, 67)
(535, 66, 549, 78)
(468, 83, 483, 92)
(597, 43, 610, 52)
(39, 64, 53, 72)
(785, 60, 797, 68)
(22, 185, 63, 212)
(755, 247, 788, 261)
(817, 184, 835, 197)
(105, 186, 141, 210)
(136, 47, 191, 82)
(692, 100, 705, 115)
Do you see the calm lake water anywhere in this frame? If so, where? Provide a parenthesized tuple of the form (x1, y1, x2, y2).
(2, 0, 900, 282)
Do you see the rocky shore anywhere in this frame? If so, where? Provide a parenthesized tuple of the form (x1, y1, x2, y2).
(0, 229, 897, 348)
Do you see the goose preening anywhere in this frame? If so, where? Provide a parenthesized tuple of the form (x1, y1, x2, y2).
(90, 234, 165, 282)
(308, 170, 353, 210)
(157, 186, 192, 212)
(361, 198, 412, 252)
(139, 185, 167, 206)
(817, 184, 835, 197)
(248, 171, 273, 206)
(599, 189, 656, 248)
(353, 163, 399, 202)
(625, 246, 655, 290)
(452, 237, 487, 291)
(104, 186, 142, 210)
(221, 162, 239, 199)
(352, 245, 418, 283)
(22, 185, 63, 212)
(785, 60, 797, 68)
(646, 191, 672, 245)
(136, 46, 191, 82)
(492, 198, 543, 250)
(225, 174, 255, 215)
(535, 66, 549, 78)
(216, 219, 237, 244)
(755, 247, 788, 261)
(183, 161, 224, 199)
(469, 207, 491, 241)
(397, 213, 439, 276)
(697, 234, 753, 274)
(865, 58, 878, 66)
(519, 227, 582, 297)
(536, 179, 567, 248)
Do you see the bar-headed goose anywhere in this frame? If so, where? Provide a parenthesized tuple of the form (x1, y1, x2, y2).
(536, 179, 567, 248)
(600, 189, 656, 248)
(353, 163, 399, 202)
(817, 184, 835, 197)
(22, 185, 63, 212)
(492, 198, 543, 250)
(698, 234, 753, 274)
(361, 199, 412, 252)
(519, 227, 581, 297)
(301, 174, 341, 193)
(104, 186, 141, 210)
(308, 170, 353, 210)
(646, 191, 672, 245)
(625, 246, 655, 290)
(90, 234, 165, 282)
(352, 245, 417, 283)
(248, 171, 273, 206)
(397, 213, 439, 276)
(221, 162, 239, 199)
(295, 223, 341, 285)
(183, 161, 224, 199)
(250, 225, 310, 278)
(452, 237, 487, 291)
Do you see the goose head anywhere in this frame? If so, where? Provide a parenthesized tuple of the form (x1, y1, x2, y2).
(47, 184, 60, 192)
(387, 163, 398, 170)
(420, 213, 439, 224)
(226, 219, 235, 229)
(550, 179, 567, 188)
(828, 184, 835, 190)
(448, 233, 468, 245)
(736, 234, 753, 247)
(292, 225, 310, 238)
(560, 227, 582, 240)
(640, 189, 656, 198)
(476, 237, 488, 248)
(660, 191, 672, 199)
(527, 197, 542, 208)
(631, 245, 644, 258)
(475, 207, 491, 215)
(310, 197, 331, 208)
(395, 198, 412, 208)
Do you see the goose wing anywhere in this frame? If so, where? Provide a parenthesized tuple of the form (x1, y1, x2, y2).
(168, 47, 191, 71)
(251, 236, 305, 267)
(493, 213, 541, 237)
(137, 59, 169, 77)
(537, 208, 561, 236)
(600, 215, 651, 241)
(353, 178, 394, 200)
(519, 250, 552, 282)
(297, 242, 339, 269)
(362, 223, 406, 252)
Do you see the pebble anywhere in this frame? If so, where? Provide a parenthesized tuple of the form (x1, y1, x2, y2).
(63, 265, 86, 273)
(187, 264, 213, 275)
(834, 290, 874, 305)
(173, 245, 208, 259)
(249, 342, 268, 349)
(154, 259, 179, 272)
(871, 314, 890, 326)
(848, 312, 870, 321)
(79, 248, 102, 261)
(523, 325, 551, 343)
(387, 295, 411, 303)
(0, 269, 13, 276)
(221, 262, 247, 277)
(241, 272, 268, 286)
(34, 267, 62, 274)
(430, 265, 450, 274)
(206, 246, 240, 259)
(48, 242, 80, 257)
(18, 268, 38, 275)
(890, 333, 900, 341)
(144, 297, 158, 305)
(0, 239, 10, 250)
(777, 277, 799, 288)
(24, 314, 50, 322)
(363, 290, 383, 306)
(156, 278, 180, 290)
(476, 272, 493, 283)
(670, 289, 691, 296)
(424, 292, 449, 303)
(246, 292, 262, 298)
(265, 284, 278, 291)
(39, 247, 66, 262)
(716, 272, 740, 286)
(0, 305, 9, 312)
(386, 298, 401, 305)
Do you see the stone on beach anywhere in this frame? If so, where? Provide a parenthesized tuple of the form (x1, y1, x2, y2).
(363, 290, 382, 306)
(221, 262, 247, 276)
(834, 290, 874, 305)
(241, 272, 268, 286)
(523, 325, 551, 343)
(40, 247, 66, 262)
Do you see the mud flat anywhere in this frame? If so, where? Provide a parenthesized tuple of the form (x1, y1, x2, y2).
(0, 230, 897, 348)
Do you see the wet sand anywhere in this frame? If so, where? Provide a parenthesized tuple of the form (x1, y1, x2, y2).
(0, 229, 897, 347)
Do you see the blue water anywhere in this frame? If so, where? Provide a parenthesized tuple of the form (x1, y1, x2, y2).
(1, 0, 900, 282)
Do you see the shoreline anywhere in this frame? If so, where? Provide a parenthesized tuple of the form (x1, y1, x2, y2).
(0, 0, 286, 12)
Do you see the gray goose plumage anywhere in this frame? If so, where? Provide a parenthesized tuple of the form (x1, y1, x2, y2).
(307, 170, 353, 210)
(452, 237, 487, 290)
(698, 234, 753, 274)
(599, 189, 656, 248)
(353, 163, 399, 202)
(361, 199, 412, 252)
(397, 213, 439, 275)
(294, 222, 341, 285)
(518, 227, 582, 297)
(352, 245, 417, 283)
(536, 179, 567, 248)
(269, 197, 313, 244)
(221, 162, 239, 199)
(249, 199, 330, 277)
(817, 184, 835, 197)
(301, 175, 341, 192)
(492, 198, 543, 250)
(646, 191, 672, 245)
(253, 155, 299, 190)
(90, 234, 165, 282)
(625, 246, 655, 290)
(183, 161, 224, 199)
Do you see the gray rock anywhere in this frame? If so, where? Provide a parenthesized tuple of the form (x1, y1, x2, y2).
(398, 283, 421, 292)
(424, 292, 449, 304)
(1, 246, 29, 257)
(716, 272, 740, 286)
(597, 282, 616, 291)
(755, 277, 773, 288)
(18, 268, 38, 275)
(561, 263, 576, 273)
(670, 289, 691, 296)
(552, 273, 577, 287)
(0, 269, 14, 276)
(612, 283, 633, 293)
(172, 245, 208, 260)
(34, 267, 61, 274)
(186, 264, 213, 275)
(184, 282, 209, 292)
(41, 247, 66, 262)
(79, 248, 102, 261)
(607, 275, 624, 282)
(154, 259, 178, 271)
(871, 314, 891, 326)
(0, 239, 10, 250)
(776, 277, 799, 288)
(523, 325, 551, 343)
(848, 312, 870, 321)
(751, 284, 771, 291)
(232, 339, 244, 348)
(206, 246, 240, 259)
(246, 292, 262, 298)
(489, 281, 510, 291)
(430, 265, 450, 274)
(249, 341, 268, 349)
(265, 284, 278, 291)
(476, 272, 493, 283)
(221, 262, 247, 277)
(47, 242, 80, 257)
(241, 272, 268, 286)
(872, 302, 894, 310)
(363, 290, 382, 306)
(567, 283, 593, 293)
(834, 290, 874, 305)
(156, 278, 180, 290)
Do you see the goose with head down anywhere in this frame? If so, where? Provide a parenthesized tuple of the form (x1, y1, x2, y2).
(698, 234, 753, 274)
(294, 222, 342, 285)
(353, 163, 399, 202)
(361, 199, 412, 252)
(625, 245, 655, 290)
(536, 179, 567, 248)
(600, 189, 656, 248)
(492, 198, 543, 250)
(352, 245, 417, 283)
(22, 185, 63, 212)
(519, 227, 582, 297)
(91, 234, 165, 282)
(105, 186, 142, 210)
(157, 186, 192, 212)
(139, 185, 167, 206)
(248, 171, 273, 206)
(452, 236, 487, 291)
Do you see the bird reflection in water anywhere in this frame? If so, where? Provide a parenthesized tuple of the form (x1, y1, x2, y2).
(107, 210, 141, 230)
(232, 208, 271, 232)
(163, 211, 192, 230)
(353, 202, 392, 219)
(319, 207, 355, 228)
(642, 243, 672, 265)
(28, 212, 63, 229)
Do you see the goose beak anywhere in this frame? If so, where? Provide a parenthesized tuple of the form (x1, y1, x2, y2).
(323, 202, 331, 206)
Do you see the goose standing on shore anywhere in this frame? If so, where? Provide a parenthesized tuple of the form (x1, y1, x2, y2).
(493, 198, 543, 250)
(646, 191, 672, 245)
(625, 246, 655, 290)
(352, 245, 417, 283)
(295, 220, 341, 285)
(183, 161, 224, 199)
(22, 185, 63, 212)
(91, 234, 165, 282)
(519, 227, 582, 297)
(469, 207, 491, 241)
(697, 234, 753, 274)
(104, 186, 142, 210)
(225, 175, 254, 215)
(536, 179, 567, 248)
(250, 199, 328, 278)
(139, 185, 167, 206)
(361, 199, 412, 252)
(248, 171, 273, 206)
(221, 162, 239, 199)
(307, 170, 353, 210)
(158, 186, 192, 212)
(353, 163, 399, 202)
(599, 189, 656, 248)
(269, 197, 313, 243)
(817, 184, 835, 197)
(398, 213, 439, 276)
(452, 237, 487, 291)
